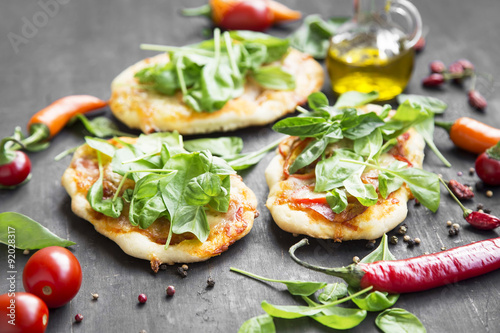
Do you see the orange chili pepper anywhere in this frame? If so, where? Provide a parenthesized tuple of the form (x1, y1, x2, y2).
(27, 95, 108, 139)
(435, 117, 500, 154)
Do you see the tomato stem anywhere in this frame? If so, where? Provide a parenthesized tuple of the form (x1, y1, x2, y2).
(0, 137, 26, 165)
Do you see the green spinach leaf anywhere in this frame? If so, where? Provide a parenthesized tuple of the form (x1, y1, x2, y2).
(238, 314, 275, 333)
(376, 308, 426, 333)
(317, 283, 348, 304)
(326, 188, 348, 213)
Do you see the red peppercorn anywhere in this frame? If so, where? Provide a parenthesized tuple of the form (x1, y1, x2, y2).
(430, 60, 446, 73)
(457, 59, 475, 71)
(468, 90, 487, 111)
(422, 73, 445, 87)
(75, 313, 84, 323)
(166, 286, 175, 297)
(448, 62, 464, 76)
(138, 293, 147, 304)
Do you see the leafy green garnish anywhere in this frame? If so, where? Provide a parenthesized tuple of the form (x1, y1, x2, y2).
(73, 114, 135, 138)
(136, 29, 294, 113)
(272, 91, 443, 213)
(238, 314, 275, 333)
(0, 212, 75, 249)
(376, 308, 427, 333)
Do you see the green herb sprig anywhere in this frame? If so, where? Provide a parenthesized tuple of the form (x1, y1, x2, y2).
(272, 91, 446, 214)
(136, 29, 295, 113)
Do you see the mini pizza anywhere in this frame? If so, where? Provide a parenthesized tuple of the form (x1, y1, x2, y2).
(62, 135, 258, 270)
(109, 31, 323, 134)
(266, 103, 429, 241)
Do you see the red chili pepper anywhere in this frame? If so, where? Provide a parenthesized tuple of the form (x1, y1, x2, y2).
(440, 177, 500, 230)
(290, 237, 500, 293)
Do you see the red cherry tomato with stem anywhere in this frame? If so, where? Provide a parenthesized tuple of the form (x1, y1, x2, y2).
(475, 141, 500, 186)
(219, 0, 273, 31)
(0, 292, 49, 333)
(23, 246, 82, 308)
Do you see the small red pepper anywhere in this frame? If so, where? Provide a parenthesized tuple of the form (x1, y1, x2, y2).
(440, 177, 500, 230)
(448, 179, 474, 200)
(290, 237, 500, 293)
(0, 138, 32, 188)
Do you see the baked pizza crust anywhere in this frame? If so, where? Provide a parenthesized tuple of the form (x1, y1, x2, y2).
(265, 106, 426, 241)
(62, 140, 258, 267)
(109, 49, 324, 134)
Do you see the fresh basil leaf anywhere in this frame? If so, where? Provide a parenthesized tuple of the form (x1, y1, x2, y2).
(387, 166, 440, 213)
(334, 91, 379, 108)
(272, 117, 331, 137)
(342, 112, 386, 140)
(315, 149, 364, 192)
(348, 288, 399, 312)
(398, 94, 447, 114)
(209, 175, 231, 212)
(361, 234, 396, 263)
(183, 137, 243, 157)
(353, 128, 383, 161)
(307, 92, 329, 111)
(85, 136, 117, 158)
(171, 205, 210, 241)
(289, 138, 328, 174)
(230, 267, 327, 296)
(376, 308, 426, 333)
(414, 116, 452, 167)
(238, 314, 275, 333)
(318, 283, 348, 304)
(252, 66, 295, 90)
(326, 189, 348, 213)
(312, 307, 367, 330)
(343, 169, 378, 207)
(0, 212, 75, 249)
(378, 171, 404, 199)
(185, 173, 222, 206)
(288, 15, 349, 59)
(74, 114, 134, 138)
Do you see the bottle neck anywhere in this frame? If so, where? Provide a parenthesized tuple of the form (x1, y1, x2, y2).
(354, 0, 390, 23)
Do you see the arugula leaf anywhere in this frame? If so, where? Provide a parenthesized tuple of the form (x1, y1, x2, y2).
(238, 314, 275, 333)
(326, 188, 348, 213)
(251, 66, 295, 90)
(0, 212, 75, 249)
(288, 138, 328, 174)
(230, 267, 327, 296)
(353, 128, 383, 161)
(315, 149, 364, 192)
(334, 91, 379, 108)
(87, 152, 124, 218)
(398, 94, 447, 114)
(376, 308, 426, 333)
(317, 283, 348, 304)
(414, 116, 452, 167)
(378, 169, 405, 199)
(183, 137, 243, 157)
(288, 15, 349, 59)
(85, 136, 117, 158)
(343, 169, 378, 207)
(74, 114, 134, 138)
(224, 138, 281, 171)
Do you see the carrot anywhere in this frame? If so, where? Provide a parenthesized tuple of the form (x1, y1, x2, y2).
(435, 117, 500, 154)
(27, 95, 108, 139)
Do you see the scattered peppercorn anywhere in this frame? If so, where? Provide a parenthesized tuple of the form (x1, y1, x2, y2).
(430, 60, 446, 73)
(452, 223, 460, 230)
(422, 73, 445, 87)
(207, 277, 216, 288)
(365, 240, 376, 250)
(23, 249, 29, 255)
(390, 236, 398, 245)
(414, 199, 421, 206)
(457, 171, 463, 177)
(477, 203, 484, 210)
(407, 239, 415, 247)
(484, 209, 492, 214)
(478, 209, 484, 213)
(448, 179, 474, 200)
(91, 293, 99, 300)
(160, 264, 167, 271)
(468, 90, 488, 111)
(138, 294, 147, 304)
(182, 264, 189, 271)
(177, 266, 188, 278)
(403, 235, 411, 242)
(441, 247, 447, 251)
(140, 330, 147, 333)
(414, 238, 421, 245)
(476, 182, 485, 191)
(469, 167, 475, 175)
(449, 228, 457, 236)
(397, 225, 407, 235)
(423, 251, 430, 255)
(353, 256, 360, 264)
(446, 220, 453, 227)
(486, 190, 493, 198)
(166, 286, 175, 297)
(75, 314, 83, 323)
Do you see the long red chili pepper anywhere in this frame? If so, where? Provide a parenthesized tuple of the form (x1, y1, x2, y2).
(290, 238, 500, 293)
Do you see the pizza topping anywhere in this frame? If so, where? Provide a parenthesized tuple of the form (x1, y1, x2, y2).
(166, 286, 176, 296)
(138, 294, 147, 304)
(273, 91, 443, 215)
(136, 29, 294, 113)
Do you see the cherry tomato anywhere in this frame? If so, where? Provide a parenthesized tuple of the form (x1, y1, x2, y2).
(475, 151, 500, 186)
(23, 246, 82, 308)
(219, 0, 273, 31)
(0, 151, 31, 187)
(0, 292, 49, 333)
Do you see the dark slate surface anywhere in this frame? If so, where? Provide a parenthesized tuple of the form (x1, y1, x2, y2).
(1, 0, 500, 332)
